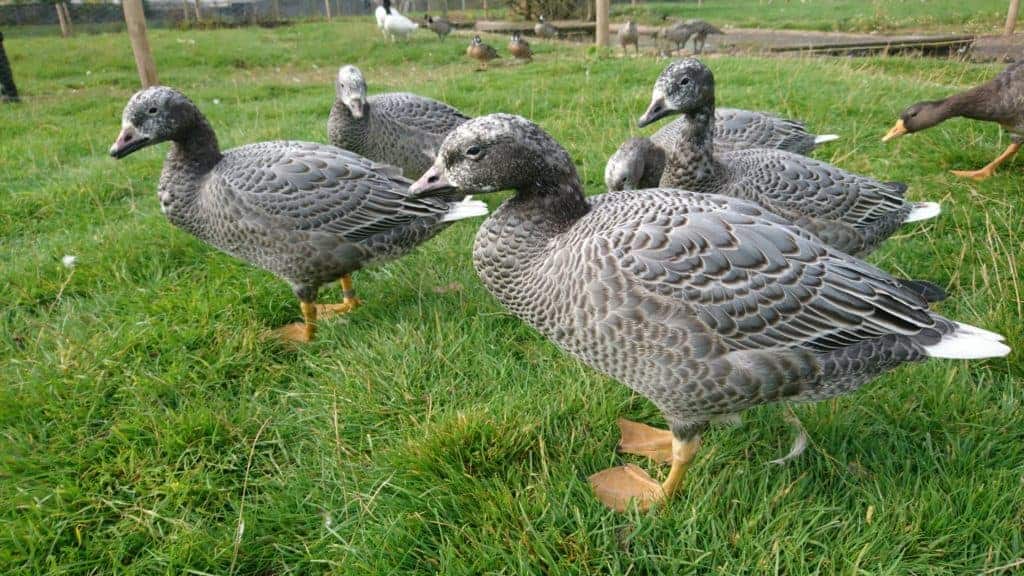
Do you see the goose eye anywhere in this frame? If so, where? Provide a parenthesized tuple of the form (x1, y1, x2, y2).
(147, 107, 158, 115)
(465, 145, 483, 158)
(680, 78, 690, 86)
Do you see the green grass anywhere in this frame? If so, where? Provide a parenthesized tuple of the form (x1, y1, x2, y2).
(2, 20, 1023, 575)
(613, 0, 1011, 33)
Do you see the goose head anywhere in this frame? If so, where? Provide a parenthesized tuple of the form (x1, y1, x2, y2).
(110, 86, 201, 158)
(638, 58, 715, 127)
(409, 113, 575, 198)
(335, 65, 367, 119)
(605, 138, 650, 191)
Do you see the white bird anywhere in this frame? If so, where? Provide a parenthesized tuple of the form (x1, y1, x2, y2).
(374, 4, 389, 39)
(382, 0, 418, 41)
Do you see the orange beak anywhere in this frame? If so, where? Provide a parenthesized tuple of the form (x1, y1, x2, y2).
(882, 119, 908, 142)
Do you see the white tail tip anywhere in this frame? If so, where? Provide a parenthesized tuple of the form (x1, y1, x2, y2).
(441, 195, 488, 222)
(924, 321, 1011, 360)
(814, 134, 840, 145)
(904, 201, 941, 223)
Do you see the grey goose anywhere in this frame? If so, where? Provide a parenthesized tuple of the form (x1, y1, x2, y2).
(111, 86, 485, 343)
(606, 107, 839, 192)
(329, 65, 470, 179)
(408, 113, 1009, 512)
(641, 59, 939, 256)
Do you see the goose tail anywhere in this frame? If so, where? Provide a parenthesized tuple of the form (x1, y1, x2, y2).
(924, 322, 1010, 360)
(441, 195, 489, 222)
(813, 134, 840, 145)
(904, 201, 941, 223)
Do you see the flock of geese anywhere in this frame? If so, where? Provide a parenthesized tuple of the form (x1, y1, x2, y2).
(107, 29, 1018, 511)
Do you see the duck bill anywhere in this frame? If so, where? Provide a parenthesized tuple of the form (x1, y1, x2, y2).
(109, 125, 151, 159)
(409, 165, 456, 198)
(637, 97, 670, 128)
(881, 119, 908, 142)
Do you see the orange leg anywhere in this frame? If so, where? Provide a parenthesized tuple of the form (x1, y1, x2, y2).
(316, 274, 363, 318)
(590, 433, 702, 513)
(951, 142, 1021, 181)
(275, 301, 317, 343)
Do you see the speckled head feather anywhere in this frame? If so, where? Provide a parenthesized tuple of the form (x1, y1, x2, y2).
(335, 65, 367, 118)
(110, 86, 209, 158)
(431, 113, 577, 194)
(639, 58, 715, 127)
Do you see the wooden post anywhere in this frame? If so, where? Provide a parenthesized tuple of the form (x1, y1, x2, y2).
(193, 0, 202, 22)
(324, 0, 332, 19)
(596, 0, 609, 46)
(271, 0, 280, 20)
(181, 0, 190, 22)
(55, 3, 71, 37)
(122, 0, 159, 87)
(61, 3, 73, 35)
(1006, 0, 1020, 36)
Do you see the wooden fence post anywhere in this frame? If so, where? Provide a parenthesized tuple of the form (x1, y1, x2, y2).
(596, 0, 609, 46)
(1006, 0, 1020, 36)
(193, 0, 202, 22)
(55, 2, 71, 37)
(324, 0, 332, 20)
(122, 0, 159, 88)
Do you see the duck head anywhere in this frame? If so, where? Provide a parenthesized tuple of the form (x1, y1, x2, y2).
(335, 65, 367, 119)
(110, 86, 200, 158)
(638, 58, 715, 127)
(882, 100, 946, 142)
(409, 113, 575, 198)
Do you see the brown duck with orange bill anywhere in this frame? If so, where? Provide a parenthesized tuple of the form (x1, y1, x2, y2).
(883, 60, 1024, 181)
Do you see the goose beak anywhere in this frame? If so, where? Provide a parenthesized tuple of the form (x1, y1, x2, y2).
(109, 125, 151, 159)
(638, 96, 670, 128)
(882, 119, 907, 142)
(409, 165, 455, 198)
(347, 98, 365, 119)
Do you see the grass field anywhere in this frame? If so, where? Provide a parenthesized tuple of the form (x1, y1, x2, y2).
(1, 19, 1023, 575)
(613, 0, 1012, 34)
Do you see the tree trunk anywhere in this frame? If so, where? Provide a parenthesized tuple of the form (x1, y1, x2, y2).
(193, 0, 202, 21)
(1006, 0, 1020, 36)
(324, 0, 332, 20)
(0, 33, 20, 102)
(55, 3, 70, 37)
(271, 0, 280, 21)
(182, 0, 190, 22)
(595, 0, 608, 46)
(122, 0, 159, 87)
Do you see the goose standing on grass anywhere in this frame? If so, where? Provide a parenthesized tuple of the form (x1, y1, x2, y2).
(110, 86, 486, 343)
(509, 32, 533, 62)
(618, 19, 639, 56)
(424, 14, 451, 40)
(659, 22, 693, 53)
(408, 113, 1009, 513)
(467, 35, 499, 71)
(641, 59, 939, 256)
(382, 0, 418, 41)
(606, 108, 840, 191)
(535, 16, 558, 39)
(685, 19, 724, 54)
(329, 65, 470, 179)
(882, 61, 1024, 181)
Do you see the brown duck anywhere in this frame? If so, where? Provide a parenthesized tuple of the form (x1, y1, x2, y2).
(883, 61, 1024, 181)
(508, 32, 533, 62)
(467, 35, 499, 71)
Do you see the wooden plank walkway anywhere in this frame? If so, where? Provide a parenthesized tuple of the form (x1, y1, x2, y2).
(469, 20, 976, 58)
